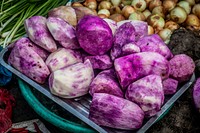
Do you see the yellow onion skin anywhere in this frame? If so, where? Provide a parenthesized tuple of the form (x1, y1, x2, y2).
(147, 14, 165, 32)
(148, 25, 154, 35)
(152, 6, 165, 18)
(163, 0, 176, 13)
(131, 0, 147, 12)
(110, 6, 122, 15)
(170, 7, 187, 24)
(109, 14, 125, 22)
(129, 11, 146, 21)
(158, 28, 172, 41)
(84, 0, 97, 10)
(164, 20, 180, 31)
(192, 4, 200, 19)
(185, 14, 200, 27)
(143, 9, 151, 20)
(149, 0, 162, 11)
(177, 1, 191, 15)
(98, 1, 112, 10)
(122, 5, 135, 19)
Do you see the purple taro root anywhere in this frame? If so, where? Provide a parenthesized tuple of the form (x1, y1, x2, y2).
(45, 48, 82, 72)
(49, 60, 94, 98)
(122, 43, 140, 56)
(84, 55, 112, 70)
(103, 18, 117, 35)
(110, 22, 136, 60)
(24, 16, 57, 52)
(89, 93, 144, 130)
(47, 17, 80, 49)
(169, 54, 195, 82)
(117, 20, 148, 40)
(11, 37, 49, 60)
(89, 69, 123, 97)
(114, 52, 169, 89)
(163, 78, 178, 95)
(8, 38, 50, 84)
(136, 34, 173, 60)
(76, 15, 113, 55)
(125, 75, 164, 117)
(193, 78, 200, 112)
(48, 6, 77, 26)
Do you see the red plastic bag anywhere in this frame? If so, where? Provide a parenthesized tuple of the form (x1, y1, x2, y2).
(0, 88, 15, 133)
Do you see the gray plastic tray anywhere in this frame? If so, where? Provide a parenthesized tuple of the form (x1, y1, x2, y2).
(0, 46, 195, 133)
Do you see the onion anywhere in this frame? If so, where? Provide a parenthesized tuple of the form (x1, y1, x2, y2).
(148, 25, 154, 35)
(145, 0, 152, 6)
(163, 0, 176, 12)
(170, 7, 187, 24)
(121, 0, 132, 6)
(158, 28, 172, 41)
(131, 0, 147, 12)
(164, 20, 180, 31)
(186, 25, 200, 31)
(149, 0, 162, 11)
(165, 14, 171, 21)
(129, 11, 146, 21)
(186, 14, 200, 27)
(98, 14, 108, 19)
(143, 9, 151, 20)
(152, 6, 165, 18)
(177, 1, 191, 14)
(185, 0, 195, 6)
(147, 14, 165, 31)
(192, 4, 200, 19)
(111, 0, 121, 6)
(83, 0, 97, 10)
(98, 9, 110, 17)
(122, 5, 135, 19)
(109, 6, 122, 15)
(98, 1, 112, 10)
(109, 13, 125, 22)
(72, 2, 83, 7)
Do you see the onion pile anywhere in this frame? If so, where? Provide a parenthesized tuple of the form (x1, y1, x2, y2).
(72, 0, 200, 44)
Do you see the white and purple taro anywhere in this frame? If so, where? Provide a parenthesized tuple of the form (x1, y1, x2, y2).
(125, 74, 164, 117)
(169, 54, 195, 82)
(84, 54, 112, 70)
(47, 17, 80, 49)
(103, 18, 117, 35)
(110, 22, 136, 60)
(24, 16, 57, 52)
(117, 20, 148, 40)
(89, 69, 123, 98)
(163, 78, 178, 95)
(49, 60, 94, 98)
(114, 52, 169, 89)
(193, 78, 200, 112)
(76, 15, 113, 55)
(89, 93, 144, 130)
(121, 42, 140, 56)
(10, 37, 49, 61)
(8, 37, 50, 84)
(45, 48, 82, 72)
(48, 6, 77, 27)
(136, 34, 173, 60)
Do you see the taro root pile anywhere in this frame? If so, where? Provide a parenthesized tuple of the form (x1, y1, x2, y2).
(7, 5, 197, 129)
